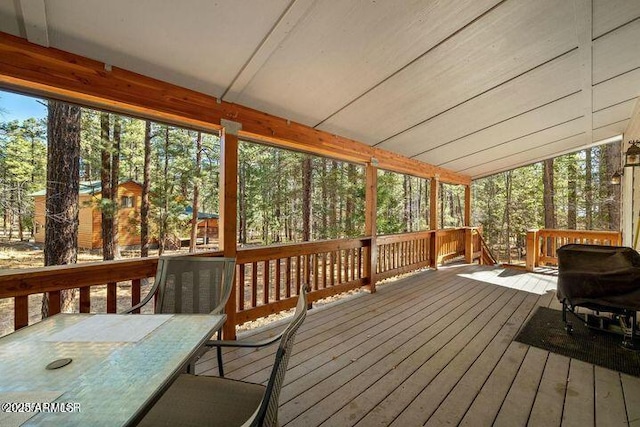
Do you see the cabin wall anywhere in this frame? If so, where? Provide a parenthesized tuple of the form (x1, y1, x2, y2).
(92, 182, 142, 249)
(79, 194, 96, 249)
(33, 196, 45, 244)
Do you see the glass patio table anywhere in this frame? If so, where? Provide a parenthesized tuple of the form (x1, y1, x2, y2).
(0, 313, 225, 426)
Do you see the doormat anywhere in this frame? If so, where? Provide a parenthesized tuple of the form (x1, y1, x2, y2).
(515, 306, 640, 377)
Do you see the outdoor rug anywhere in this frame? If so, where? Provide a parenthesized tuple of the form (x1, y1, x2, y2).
(515, 306, 640, 377)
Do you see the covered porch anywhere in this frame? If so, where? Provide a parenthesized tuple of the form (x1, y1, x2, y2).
(1, 1, 640, 425)
(199, 263, 640, 427)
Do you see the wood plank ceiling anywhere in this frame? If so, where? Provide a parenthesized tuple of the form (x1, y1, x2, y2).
(1, 0, 639, 179)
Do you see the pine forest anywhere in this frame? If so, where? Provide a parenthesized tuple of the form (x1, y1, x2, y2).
(0, 93, 621, 265)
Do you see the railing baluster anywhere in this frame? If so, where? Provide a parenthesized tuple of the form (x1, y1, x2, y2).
(131, 279, 140, 314)
(263, 260, 270, 305)
(296, 255, 301, 294)
(286, 258, 292, 298)
(107, 282, 117, 313)
(48, 290, 61, 316)
(251, 262, 258, 308)
(275, 258, 281, 301)
(80, 287, 91, 313)
(14, 296, 28, 330)
(322, 253, 327, 289)
(239, 265, 245, 311)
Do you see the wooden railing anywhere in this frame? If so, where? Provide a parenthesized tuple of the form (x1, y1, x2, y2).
(0, 227, 485, 336)
(525, 228, 623, 271)
(235, 238, 369, 324)
(377, 230, 433, 281)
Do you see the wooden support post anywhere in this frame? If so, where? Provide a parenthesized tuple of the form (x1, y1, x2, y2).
(430, 176, 440, 269)
(464, 185, 471, 227)
(220, 127, 239, 340)
(364, 163, 377, 293)
(464, 228, 473, 264)
(526, 229, 538, 272)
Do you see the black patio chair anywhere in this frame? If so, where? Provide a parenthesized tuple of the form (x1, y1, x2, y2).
(122, 255, 236, 374)
(138, 285, 308, 427)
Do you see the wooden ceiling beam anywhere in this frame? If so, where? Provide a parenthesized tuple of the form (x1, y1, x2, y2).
(0, 31, 471, 185)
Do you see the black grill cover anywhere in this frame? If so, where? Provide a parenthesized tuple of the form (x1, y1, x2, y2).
(557, 244, 640, 312)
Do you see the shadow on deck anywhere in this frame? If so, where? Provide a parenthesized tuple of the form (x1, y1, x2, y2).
(195, 263, 640, 427)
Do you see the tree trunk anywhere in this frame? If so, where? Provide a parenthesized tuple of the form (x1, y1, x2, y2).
(100, 112, 115, 260)
(504, 171, 512, 263)
(329, 160, 338, 238)
(606, 142, 621, 230)
(158, 126, 170, 255)
(302, 155, 312, 241)
(42, 101, 80, 317)
(189, 132, 202, 252)
(345, 164, 355, 236)
(111, 115, 121, 258)
(543, 158, 556, 229)
(403, 175, 410, 232)
(585, 148, 593, 229)
(567, 154, 577, 229)
(238, 159, 247, 244)
(140, 121, 151, 257)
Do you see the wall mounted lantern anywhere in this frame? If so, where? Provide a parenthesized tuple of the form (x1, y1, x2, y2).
(624, 139, 640, 168)
(611, 170, 623, 185)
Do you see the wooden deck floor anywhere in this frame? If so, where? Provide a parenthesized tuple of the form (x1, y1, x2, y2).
(195, 264, 640, 427)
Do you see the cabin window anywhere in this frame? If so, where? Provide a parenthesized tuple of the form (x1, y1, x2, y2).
(121, 196, 135, 208)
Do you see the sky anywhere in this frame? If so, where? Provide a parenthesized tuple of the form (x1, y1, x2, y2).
(0, 90, 47, 122)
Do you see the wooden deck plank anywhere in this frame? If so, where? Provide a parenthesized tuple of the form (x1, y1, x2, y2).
(595, 366, 628, 426)
(562, 359, 595, 427)
(621, 373, 640, 427)
(458, 342, 530, 426)
(493, 346, 549, 427)
(424, 292, 541, 426)
(186, 263, 639, 427)
(281, 280, 507, 425)
(198, 267, 462, 374)
(385, 290, 528, 427)
(208, 267, 471, 382)
(528, 352, 570, 426)
(274, 273, 476, 389)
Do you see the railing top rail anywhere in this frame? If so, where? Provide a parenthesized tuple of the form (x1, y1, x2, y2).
(0, 251, 223, 299)
(377, 230, 434, 244)
(237, 237, 371, 263)
(537, 229, 622, 237)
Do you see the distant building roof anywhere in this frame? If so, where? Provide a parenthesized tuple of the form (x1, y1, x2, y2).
(184, 206, 219, 220)
(30, 179, 142, 197)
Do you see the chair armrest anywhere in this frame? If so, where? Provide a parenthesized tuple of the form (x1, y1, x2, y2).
(119, 287, 156, 314)
(206, 333, 283, 349)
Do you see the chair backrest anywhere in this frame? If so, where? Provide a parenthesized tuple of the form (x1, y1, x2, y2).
(249, 286, 308, 427)
(154, 256, 236, 315)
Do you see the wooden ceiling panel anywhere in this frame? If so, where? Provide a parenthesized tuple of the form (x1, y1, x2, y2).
(232, 0, 501, 127)
(593, 18, 640, 85)
(593, 0, 640, 38)
(462, 133, 587, 178)
(422, 93, 583, 167)
(593, 67, 640, 111)
(377, 51, 581, 158)
(593, 120, 629, 142)
(593, 99, 636, 128)
(442, 118, 585, 175)
(0, 1, 21, 37)
(43, 0, 291, 98)
(317, 0, 577, 145)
